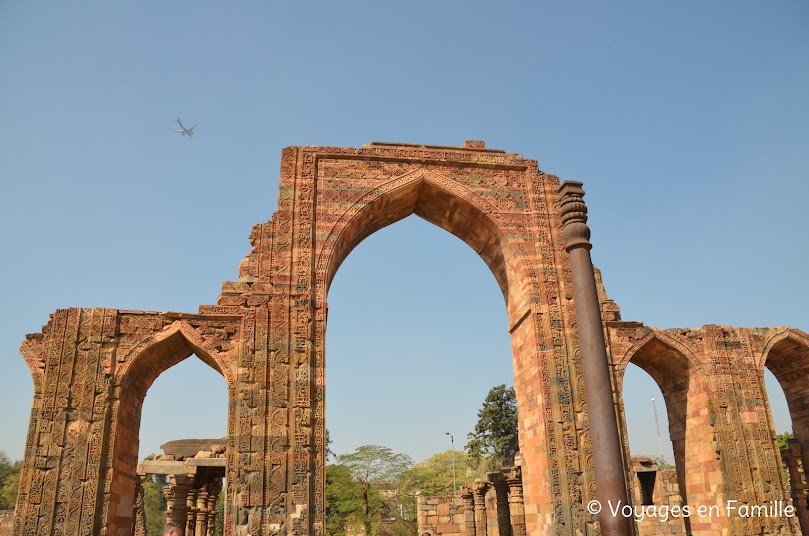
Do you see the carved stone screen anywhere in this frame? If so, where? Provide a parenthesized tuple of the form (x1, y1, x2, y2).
(14, 142, 808, 535)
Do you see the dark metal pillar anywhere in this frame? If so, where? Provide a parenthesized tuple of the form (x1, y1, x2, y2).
(558, 181, 633, 536)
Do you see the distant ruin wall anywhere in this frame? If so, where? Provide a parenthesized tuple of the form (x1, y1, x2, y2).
(418, 463, 690, 536)
(416, 496, 466, 536)
(0, 511, 14, 536)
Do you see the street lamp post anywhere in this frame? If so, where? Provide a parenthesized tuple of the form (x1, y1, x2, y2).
(445, 432, 457, 496)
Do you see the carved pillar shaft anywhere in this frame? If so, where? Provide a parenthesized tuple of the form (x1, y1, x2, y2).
(472, 482, 488, 536)
(558, 181, 632, 536)
(169, 475, 193, 531)
(196, 490, 209, 536)
(187, 488, 198, 536)
(206, 492, 218, 536)
(506, 476, 526, 536)
(489, 472, 511, 536)
(132, 476, 146, 536)
(462, 489, 476, 536)
(164, 485, 175, 525)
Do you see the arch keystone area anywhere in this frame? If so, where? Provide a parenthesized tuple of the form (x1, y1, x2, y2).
(13, 143, 805, 536)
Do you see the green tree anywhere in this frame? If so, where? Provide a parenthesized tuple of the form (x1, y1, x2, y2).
(776, 432, 795, 450)
(142, 475, 167, 536)
(326, 429, 335, 461)
(214, 486, 225, 536)
(326, 464, 364, 536)
(139, 454, 168, 536)
(654, 457, 675, 470)
(0, 471, 20, 510)
(0, 452, 22, 510)
(465, 385, 518, 470)
(336, 445, 413, 535)
(401, 450, 476, 497)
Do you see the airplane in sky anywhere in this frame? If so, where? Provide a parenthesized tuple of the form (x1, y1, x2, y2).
(173, 117, 197, 138)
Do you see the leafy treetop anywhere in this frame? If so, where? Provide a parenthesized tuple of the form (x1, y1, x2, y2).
(465, 384, 518, 469)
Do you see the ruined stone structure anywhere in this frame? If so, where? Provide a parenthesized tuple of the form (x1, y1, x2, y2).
(417, 459, 687, 536)
(132, 439, 227, 536)
(12, 142, 809, 535)
(0, 512, 13, 536)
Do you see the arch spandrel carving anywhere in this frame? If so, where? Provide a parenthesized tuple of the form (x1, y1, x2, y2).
(115, 318, 239, 388)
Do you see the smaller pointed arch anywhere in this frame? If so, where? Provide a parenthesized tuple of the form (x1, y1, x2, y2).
(760, 328, 809, 505)
(761, 327, 809, 372)
(619, 330, 713, 526)
(107, 320, 233, 536)
(117, 320, 235, 393)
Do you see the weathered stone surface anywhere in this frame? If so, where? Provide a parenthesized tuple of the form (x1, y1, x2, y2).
(11, 142, 808, 536)
(160, 438, 228, 460)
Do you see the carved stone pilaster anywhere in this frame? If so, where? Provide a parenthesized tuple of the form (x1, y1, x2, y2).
(132, 476, 146, 536)
(206, 490, 218, 536)
(186, 488, 198, 536)
(503, 467, 525, 536)
(488, 471, 511, 536)
(168, 475, 193, 532)
(164, 485, 175, 525)
(461, 487, 476, 536)
(472, 480, 488, 536)
(195, 489, 209, 536)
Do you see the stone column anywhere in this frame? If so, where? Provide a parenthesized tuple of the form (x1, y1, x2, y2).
(488, 472, 511, 536)
(168, 475, 193, 532)
(461, 487, 476, 536)
(472, 480, 488, 536)
(503, 467, 526, 536)
(186, 488, 198, 536)
(558, 181, 632, 536)
(164, 485, 175, 525)
(206, 490, 218, 536)
(132, 476, 146, 536)
(195, 489, 209, 536)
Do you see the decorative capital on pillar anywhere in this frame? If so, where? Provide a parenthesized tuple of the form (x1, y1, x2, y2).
(558, 180, 592, 252)
(471, 479, 489, 496)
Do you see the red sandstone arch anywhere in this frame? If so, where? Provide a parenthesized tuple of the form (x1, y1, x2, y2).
(107, 323, 234, 536)
(316, 167, 538, 323)
(311, 165, 553, 532)
(620, 332, 716, 528)
(761, 329, 809, 470)
(116, 320, 237, 387)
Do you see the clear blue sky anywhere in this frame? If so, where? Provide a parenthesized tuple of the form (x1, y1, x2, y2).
(0, 2, 806, 469)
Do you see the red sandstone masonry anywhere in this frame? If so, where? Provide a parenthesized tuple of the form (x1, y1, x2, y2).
(12, 142, 808, 536)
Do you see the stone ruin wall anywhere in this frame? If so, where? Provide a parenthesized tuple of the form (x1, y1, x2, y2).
(417, 461, 688, 536)
(10, 142, 809, 536)
(607, 323, 809, 535)
(0, 512, 12, 536)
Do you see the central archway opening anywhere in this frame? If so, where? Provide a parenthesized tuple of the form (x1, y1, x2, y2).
(325, 215, 514, 535)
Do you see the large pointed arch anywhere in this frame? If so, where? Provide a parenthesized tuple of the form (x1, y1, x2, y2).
(316, 167, 539, 327)
(305, 150, 559, 534)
